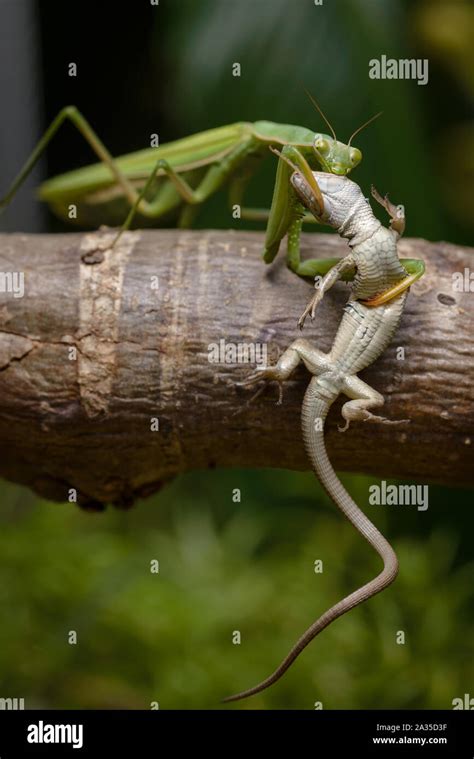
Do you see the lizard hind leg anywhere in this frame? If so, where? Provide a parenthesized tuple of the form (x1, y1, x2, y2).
(238, 338, 329, 405)
(237, 344, 302, 405)
(339, 376, 409, 432)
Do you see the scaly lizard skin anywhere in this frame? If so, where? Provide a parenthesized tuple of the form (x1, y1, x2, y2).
(225, 173, 413, 703)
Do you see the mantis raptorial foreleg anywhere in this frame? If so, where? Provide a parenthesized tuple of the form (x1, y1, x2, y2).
(262, 145, 325, 274)
(262, 145, 360, 283)
(266, 151, 426, 308)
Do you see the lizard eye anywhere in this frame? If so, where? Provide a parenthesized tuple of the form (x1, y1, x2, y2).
(349, 147, 362, 166)
(314, 136, 330, 155)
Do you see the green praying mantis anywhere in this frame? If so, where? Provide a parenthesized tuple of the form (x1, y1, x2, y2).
(0, 96, 423, 299)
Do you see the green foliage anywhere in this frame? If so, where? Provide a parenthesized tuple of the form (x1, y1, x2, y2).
(0, 473, 472, 709)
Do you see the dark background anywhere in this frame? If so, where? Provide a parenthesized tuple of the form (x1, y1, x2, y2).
(0, 0, 472, 709)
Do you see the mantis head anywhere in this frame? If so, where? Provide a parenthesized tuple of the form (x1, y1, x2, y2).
(304, 89, 380, 176)
(312, 134, 361, 176)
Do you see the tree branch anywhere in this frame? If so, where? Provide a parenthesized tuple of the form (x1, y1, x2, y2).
(0, 228, 472, 508)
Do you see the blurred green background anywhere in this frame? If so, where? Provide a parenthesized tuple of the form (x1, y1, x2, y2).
(0, 0, 472, 709)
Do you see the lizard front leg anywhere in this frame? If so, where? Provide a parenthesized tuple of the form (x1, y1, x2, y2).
(370, 184, 405, 237)
(298, 253, 356, 330)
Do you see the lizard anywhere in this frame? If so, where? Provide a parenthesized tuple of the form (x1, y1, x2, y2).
(223, 167, 424, 703)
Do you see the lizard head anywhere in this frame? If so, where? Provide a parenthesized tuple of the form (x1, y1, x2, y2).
(291, 171, 366, 230)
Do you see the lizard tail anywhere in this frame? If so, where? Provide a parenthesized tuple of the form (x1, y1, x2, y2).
(223, 379, 398, 704)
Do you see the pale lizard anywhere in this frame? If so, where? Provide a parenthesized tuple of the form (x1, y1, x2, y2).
(224, 170, 424, 702)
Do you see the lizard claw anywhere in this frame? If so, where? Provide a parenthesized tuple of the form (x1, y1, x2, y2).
(237, 366, 284, 405)
(298, 292, 322, 330)
(276, 382, 284, 405)
(236, 367, 268, 387)
(298, 303, 313, 330)
(247, 378, 284, 406)
(364, 415, 410, 426)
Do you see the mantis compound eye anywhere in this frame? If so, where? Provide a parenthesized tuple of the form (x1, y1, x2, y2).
(314, 136, 330, 155)
(349, 147, 362, 167)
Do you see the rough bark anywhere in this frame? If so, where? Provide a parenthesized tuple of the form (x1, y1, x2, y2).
(0, 228, 472, 508)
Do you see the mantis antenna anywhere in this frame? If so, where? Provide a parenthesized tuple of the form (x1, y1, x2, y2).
(348, 111, 383, 146)
(304, 88, 337, 141)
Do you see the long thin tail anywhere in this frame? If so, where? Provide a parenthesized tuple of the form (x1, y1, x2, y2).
(223, 380, 398, 703)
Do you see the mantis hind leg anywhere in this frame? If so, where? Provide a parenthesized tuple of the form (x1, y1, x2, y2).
(293, 256, 424, 283)
(401, 259, 425, 278)
(361, 258, 425, 307)
(177, 202, 201, 229)
(0, 106, 139, 212)
(293, 256, 356, 280)
(0, 105, 253, 235)
(0, 104, 186, 236)
(115, 140, 254, 238)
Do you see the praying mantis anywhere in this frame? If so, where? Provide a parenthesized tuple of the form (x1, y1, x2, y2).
(0, 98, 366, 280)
(0, 97, 423, 291)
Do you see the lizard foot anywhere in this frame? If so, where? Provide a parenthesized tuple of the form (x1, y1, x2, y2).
(339, 401, 411, 431)
(237, 366, 284, 405)
(339, 413, 410, 430)
(361, 413, 410, 426)
(371, 184, 405, 236)
(376, 417, 410, 426)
